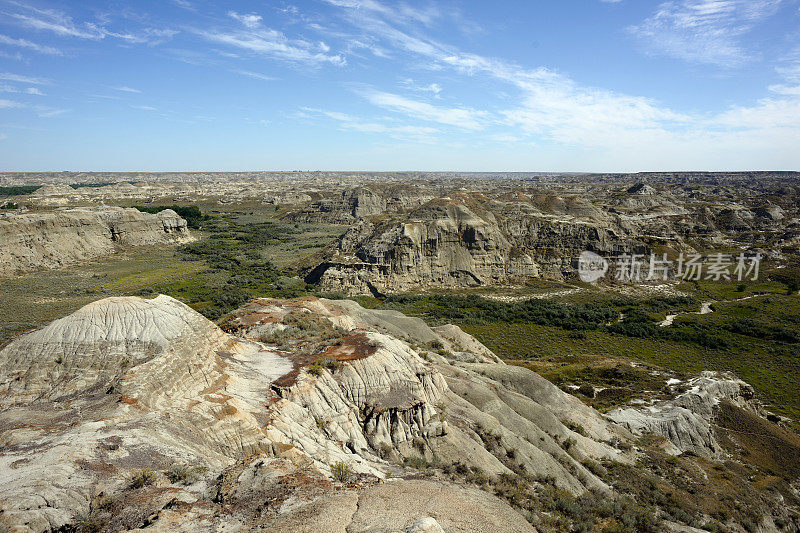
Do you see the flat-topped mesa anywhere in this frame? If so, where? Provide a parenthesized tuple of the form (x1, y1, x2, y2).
(0, 206, 193, 276)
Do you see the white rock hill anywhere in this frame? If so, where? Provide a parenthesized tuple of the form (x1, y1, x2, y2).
(0, 294, 634, 532)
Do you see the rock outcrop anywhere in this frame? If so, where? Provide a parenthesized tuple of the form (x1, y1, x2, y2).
(0, 207, 192, 276)
(0, 295, 632, 531)
(308, 198, 639, 295)
(606, 372, 758, 457)
(287, 185, 433, 224)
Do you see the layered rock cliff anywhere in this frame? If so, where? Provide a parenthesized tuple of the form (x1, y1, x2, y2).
(0, 207, 192, 276)
(307, 198, 640, 295)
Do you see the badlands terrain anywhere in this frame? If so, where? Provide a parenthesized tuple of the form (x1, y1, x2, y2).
(0, 172, 799, 532)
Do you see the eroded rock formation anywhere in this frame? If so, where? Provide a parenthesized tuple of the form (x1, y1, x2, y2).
(0, 294, 630, 531)
(606, 372, 759, 457)
(0, 207, 192, 276)
(308, 197, 640, 295)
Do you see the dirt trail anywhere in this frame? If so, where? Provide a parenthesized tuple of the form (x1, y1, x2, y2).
(659, 294, 762, 327)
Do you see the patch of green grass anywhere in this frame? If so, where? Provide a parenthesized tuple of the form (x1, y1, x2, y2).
(0, 185, 41, 197)
(380, 288, 800, 422)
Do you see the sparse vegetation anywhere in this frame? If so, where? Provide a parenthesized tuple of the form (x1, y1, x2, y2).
(330, 461, 353, 483)
(128, 468, 157, 489)
(379, 289, 800, 421)
(73, 511, 107, 533)
(165, 463, 202, 485)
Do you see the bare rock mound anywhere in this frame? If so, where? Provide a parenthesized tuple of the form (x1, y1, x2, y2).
(0, 295, 634, 531)
(0, 206, 193, 276)
(606, 372, 758, 457)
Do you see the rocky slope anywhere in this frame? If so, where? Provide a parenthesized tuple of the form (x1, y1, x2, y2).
(1, 295, 797, 531)
(607, 372, 759, 457)
(0, 294, 632, 532)
(0, 207, 192, 276)
(307, 196, 640, 295)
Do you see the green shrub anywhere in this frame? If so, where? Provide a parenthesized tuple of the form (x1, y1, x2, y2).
(0, 185, 41, 197)
(330, 461, 353, 482)
(133, 205, 207, 228)
(403, 455, 429, 469)
(129, 468, 158, 489)
(74, 512, 107, 533)
(166, 463, 201, 485)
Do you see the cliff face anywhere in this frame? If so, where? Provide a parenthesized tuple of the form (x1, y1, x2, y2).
(287, 185, 434, 224)
(308, 200, 638, 296)
(0, 207, 192, 276)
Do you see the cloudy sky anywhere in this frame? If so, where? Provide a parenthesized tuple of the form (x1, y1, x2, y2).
(1, 0, 799, 171)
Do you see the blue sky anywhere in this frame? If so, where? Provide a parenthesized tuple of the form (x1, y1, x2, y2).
(1, 0, 799, 172)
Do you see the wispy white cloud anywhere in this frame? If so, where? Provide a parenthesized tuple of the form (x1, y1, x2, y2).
(301, 106, 438, 139)
(0, 97, 66, 117)
(343, 37, 390, 58)
(356, 88, 487, 130)
(0, 33, 62, 55)
(490, 134, 523, 143)
(194, 14, 346, 67)
(9, 5, 106, 40)
(628, 0, 782, 67)
(0, 50, 25, 61)
(172, 0, 195, 11)
(0, 73, 49, 85)
(323, 0, 800, 159)
(36, 106, 67, 118)
(114, 86, 141, 93)
(400, 78, 442, 97)
(325, 1, 690, 144)
(0, 84, 44, 95)
(321, 0, 439, 26)
(0, 99, 24, 109)
(233, 70, 278, 81)
(6, 4, 177, 46)
(768, 84, 800, 96)
(109, 28, 179, 46)
(228, 11, 263, 29)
